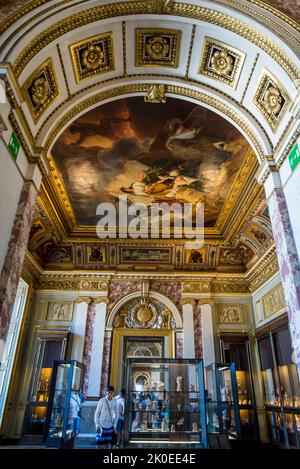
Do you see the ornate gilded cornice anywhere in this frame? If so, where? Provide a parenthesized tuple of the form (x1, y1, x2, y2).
(43, 83, 266, 161)
(37, 274, 110, 291)
(247, 248, 279, 292)
(11, 1, 300, 82)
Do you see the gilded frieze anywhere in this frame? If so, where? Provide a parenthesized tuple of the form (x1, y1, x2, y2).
(253, 71, 290, 131)
(199, 38, 245, 89)
(135, 28, 181, 67)
(144, 84, 167, 103)
(70, 32, 114, 83)
(23, 58, 60, 123)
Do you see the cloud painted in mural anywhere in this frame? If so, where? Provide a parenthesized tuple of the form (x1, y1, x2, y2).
(52, 97, 251, 226)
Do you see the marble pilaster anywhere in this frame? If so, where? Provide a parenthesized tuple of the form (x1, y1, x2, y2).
(200, 302, 216, 366)
(193, 301, 203, 359)
(268, 188, 300, 372)
(100, 329, 112, 394)
(176, 332, 184, 358)
(181, 300, 195, 359)
(0, 181, 37, 341)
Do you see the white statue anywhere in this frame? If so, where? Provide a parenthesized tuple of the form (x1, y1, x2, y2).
(192, 421, 198, 432)
(176, 376, 183, 392)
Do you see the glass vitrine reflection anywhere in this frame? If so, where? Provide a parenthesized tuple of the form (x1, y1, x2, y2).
(23, 337, 67, 437)
(205, 363, 241, 440)
(124, 358, 207, 448)
(44, 360, 83, 448)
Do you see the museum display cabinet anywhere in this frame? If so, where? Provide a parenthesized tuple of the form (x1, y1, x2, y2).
(205, 363, 242, 440)
(124, 358, 208, 448)
(43, 360, 83, 448)
(256, 317, 300, 449)
(22, 330, 69, 440)
(219, 334, 258, 439)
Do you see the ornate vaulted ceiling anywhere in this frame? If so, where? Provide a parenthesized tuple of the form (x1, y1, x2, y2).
(1, 0, 298, 276)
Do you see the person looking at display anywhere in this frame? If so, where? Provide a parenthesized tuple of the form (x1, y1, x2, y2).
(69, 388, 84, 448)
(94, 385, 118, 448)
(115, 388, 126, 448)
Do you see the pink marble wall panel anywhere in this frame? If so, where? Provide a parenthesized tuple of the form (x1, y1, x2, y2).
(193, 302, 203, 359)
(0, 182, 37, 340)
(108, 281, 141, 305)
(82, 301, 97, 396)
(268, 189, 300, 372)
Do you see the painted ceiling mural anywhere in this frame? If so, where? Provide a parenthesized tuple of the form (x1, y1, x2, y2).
(52, 97, 251, 226)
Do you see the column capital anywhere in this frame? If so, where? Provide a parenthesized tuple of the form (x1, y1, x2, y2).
(180, 298, 195, 306)
(198, 299, 214, 306)
(76, 296, 109, 305)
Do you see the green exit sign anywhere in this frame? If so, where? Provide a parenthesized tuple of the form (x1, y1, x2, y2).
(8, 131, 20, 161)
(289, 142, 300, 171)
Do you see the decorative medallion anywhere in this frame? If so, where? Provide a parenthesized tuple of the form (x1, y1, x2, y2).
(70, 32, 114, 83)
(144, 84, 167, 103)
(254, 71, 290, 131)
(136, 28, 181, 67)
(199, 38, 245, 89)
(114, 297, 175, 329)
(23, 58, 59, 123)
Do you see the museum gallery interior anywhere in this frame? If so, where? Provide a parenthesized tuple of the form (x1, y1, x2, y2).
(0, 0, 300, 450)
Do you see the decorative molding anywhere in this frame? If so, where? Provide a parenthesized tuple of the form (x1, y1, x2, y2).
(12, 2, 300, 82)
(22, 58, 60, 124)
(37, 276, 110, 291)
(249, 253, 279, 292)
(144, 83, 166, 103)
(211, 282, 250, 293)
(154, 0, 174, 14)
(253, 70, 290, 132)
(182, 282, 211, 294)
(199, 37, 245, 89)
(135, 28, 181, 68)
(69, 32, 114, 83)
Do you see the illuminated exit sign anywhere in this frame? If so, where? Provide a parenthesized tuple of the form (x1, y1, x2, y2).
(289, 142, 300, 171)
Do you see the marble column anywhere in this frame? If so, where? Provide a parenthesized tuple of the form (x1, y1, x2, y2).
(100, 329, 112, 394)
(0, 181, 37, 345)
(268, 188, 300, 372)
(200, 302, 216, 367)
(193, 301, 203, 359)
(76, 297, 103, 396)
(181, 300, 195, 358)
(88, 300, 108, 397)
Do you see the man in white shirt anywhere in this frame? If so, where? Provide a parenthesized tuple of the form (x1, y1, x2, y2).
(115, 388, 126, 448)
(94, 385, 118, 448)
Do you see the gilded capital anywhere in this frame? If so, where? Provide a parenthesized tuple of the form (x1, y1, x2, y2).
(180, 298, 196, 306)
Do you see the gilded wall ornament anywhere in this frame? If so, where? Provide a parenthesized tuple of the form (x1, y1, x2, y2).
(144, 84, 167, 103)
(46, 301, 74, 321)
(23, 58, 59, 123)
(69, 32, 114, 83)
(262, 284, 286, 318)
(199, 38, 245, 89)
(254, 71, 290, 131)
(216, 304, 244, 324)
(136, 28, 181, 67)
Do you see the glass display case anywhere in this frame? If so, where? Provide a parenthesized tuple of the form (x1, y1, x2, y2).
(124, 358, 207, 448)
(257, 322, 300, 448)
(43, 360, 83, 448)
(205, 363, 241, 440)
(22, 332, 68, 438)
(219, 335, 258, 439)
